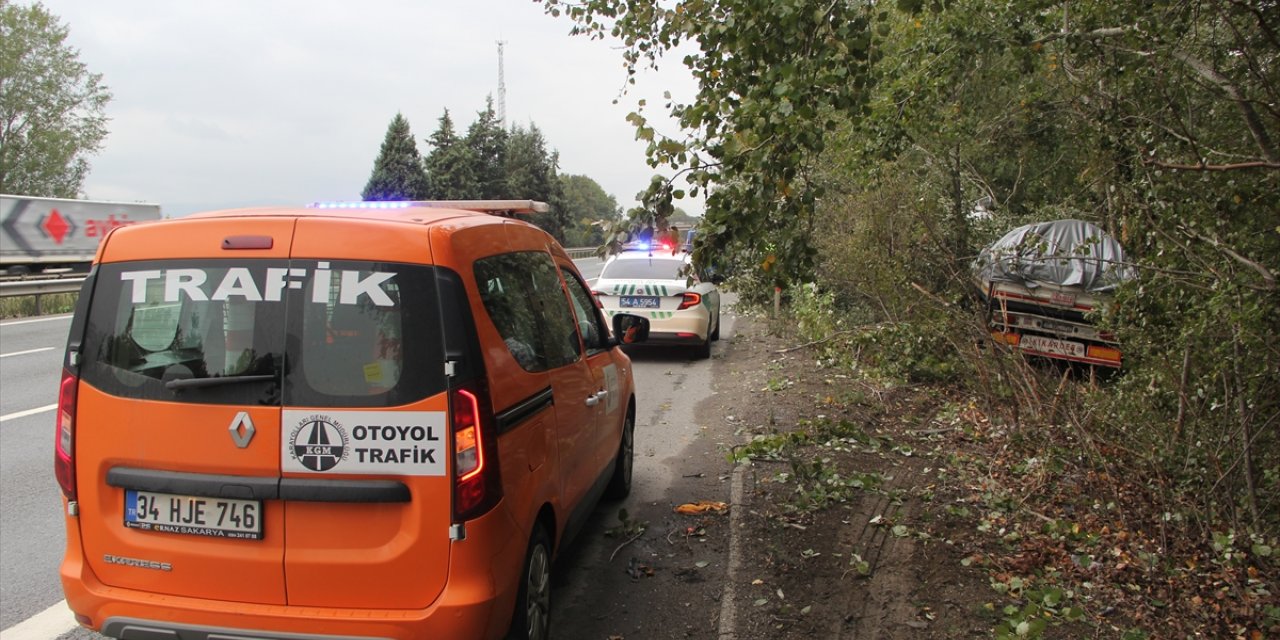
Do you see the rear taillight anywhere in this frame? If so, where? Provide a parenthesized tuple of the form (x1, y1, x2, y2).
(451, 383, 501, 522)
(677, 292, 702, 310)
(54, 369, 78, 500)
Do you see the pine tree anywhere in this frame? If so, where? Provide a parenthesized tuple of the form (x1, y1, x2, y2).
(464, 98, 508, 199)
(505, 124, 567, 240)
(362, 113, 430, 201)
(423, 109, 476, 200)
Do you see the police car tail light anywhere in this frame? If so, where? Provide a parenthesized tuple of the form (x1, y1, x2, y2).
(54, 369, 78, 500)
(451, 383, 502, 521)
(677, 292, 702, 310)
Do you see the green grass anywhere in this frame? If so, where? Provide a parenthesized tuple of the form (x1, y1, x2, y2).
(0, 293, 78, 319)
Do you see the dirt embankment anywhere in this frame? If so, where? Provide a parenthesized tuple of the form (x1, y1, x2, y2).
(712, 314, 1277, 640)
(708, 314, 995, 639)
(565, 311, 1275, 639)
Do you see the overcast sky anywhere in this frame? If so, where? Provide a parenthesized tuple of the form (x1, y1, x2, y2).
(35, 0, 704, 218)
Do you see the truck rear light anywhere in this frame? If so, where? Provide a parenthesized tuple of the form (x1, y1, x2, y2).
(990, 331, 1020, 346)
(54, 369, 78, 500)
(677, 292, 702, 310)
(1086, 345, 1122, 363)
(451, 383, 502, 522)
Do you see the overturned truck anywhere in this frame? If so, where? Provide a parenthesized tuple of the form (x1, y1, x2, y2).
(973, 219, 1136, 369)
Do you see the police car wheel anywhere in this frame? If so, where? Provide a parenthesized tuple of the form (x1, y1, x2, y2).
(696, 335, 712, 359)
(508, 525, 552, 640)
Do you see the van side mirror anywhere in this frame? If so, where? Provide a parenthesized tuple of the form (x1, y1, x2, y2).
(611, 314, 650, 346)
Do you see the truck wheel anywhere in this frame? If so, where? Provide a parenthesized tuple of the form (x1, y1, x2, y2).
(507, 524, 552, 640)
(605, 412, 634, 500)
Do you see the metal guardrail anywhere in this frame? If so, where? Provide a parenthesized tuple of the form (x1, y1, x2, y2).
(565, 247, 599, 260)
(0, 277, 85, 297)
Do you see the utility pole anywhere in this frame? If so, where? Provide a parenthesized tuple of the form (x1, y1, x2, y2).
(496, 40, 508, 129)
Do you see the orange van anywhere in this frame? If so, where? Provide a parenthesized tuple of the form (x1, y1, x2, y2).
(56, 200, 650, 640)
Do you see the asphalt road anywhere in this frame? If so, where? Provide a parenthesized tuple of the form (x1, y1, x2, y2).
(0, 257, 734, 638)
(0, 313, 74, 633)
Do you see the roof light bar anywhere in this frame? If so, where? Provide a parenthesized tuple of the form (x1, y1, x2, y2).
(306, 200, 550, 215)
(308, 201, 413, 209)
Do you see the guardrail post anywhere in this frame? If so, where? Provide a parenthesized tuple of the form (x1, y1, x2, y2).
(34, 293, 43, 316)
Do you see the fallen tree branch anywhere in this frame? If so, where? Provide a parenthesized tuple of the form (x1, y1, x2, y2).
(911, 281, 952, 307)
(1186, 230, 1277, 290)
(775, 329, 856, 353)
(609, 528, 646, 562)
(1171, 50, 1280, 164)
(1032, 26, 1127, 45)
(1144, 159, 1280, 172)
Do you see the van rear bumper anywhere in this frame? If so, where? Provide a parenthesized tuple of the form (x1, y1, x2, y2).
(61, 499, 526, 640)
(100, 617, 396, 640)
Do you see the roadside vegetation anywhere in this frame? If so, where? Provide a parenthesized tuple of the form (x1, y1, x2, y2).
(0, 293, 76, 319)
(548, 0, 1278, 637)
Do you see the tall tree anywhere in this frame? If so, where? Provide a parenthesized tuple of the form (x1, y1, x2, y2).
(560, 174, 620, 246)
(505, 123, 566, 239)
(362, 113, 429, 201)
(543, 0, 878, 287)
(423, 109, 475, 200)
(0, 1, 111, 197)
(463, 97, 508, 199)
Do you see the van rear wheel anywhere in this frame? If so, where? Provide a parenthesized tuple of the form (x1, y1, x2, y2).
(507, 524, 552, 640)
(605, 412, 634, 499)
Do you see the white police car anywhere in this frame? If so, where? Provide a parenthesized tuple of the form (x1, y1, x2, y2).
(594, 241, 722, 358)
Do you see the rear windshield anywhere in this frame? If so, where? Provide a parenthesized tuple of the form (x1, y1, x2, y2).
(600, 257, 686, 280)
(80, 259, 446, 407)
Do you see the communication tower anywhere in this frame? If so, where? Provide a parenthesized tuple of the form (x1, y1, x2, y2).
(496, 40, 508, 128)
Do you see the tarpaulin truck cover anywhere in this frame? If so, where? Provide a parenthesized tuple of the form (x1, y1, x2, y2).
(972, 219, 1136, 293)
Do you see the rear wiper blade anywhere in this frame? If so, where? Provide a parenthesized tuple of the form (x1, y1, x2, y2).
(165, 374, 276, 390)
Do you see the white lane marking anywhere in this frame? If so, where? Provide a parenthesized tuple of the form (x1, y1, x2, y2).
(0, 599, 77, 640)
(0, 404, 57, 423)
(0, 314, 73, 327)
(0, 347, 55, 359)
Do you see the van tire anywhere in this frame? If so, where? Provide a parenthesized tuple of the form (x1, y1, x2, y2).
(605, 412, 634, 500)
(507, 524, 552, 640)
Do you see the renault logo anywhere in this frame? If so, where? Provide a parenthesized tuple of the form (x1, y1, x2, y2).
(229, 412, 256, 448)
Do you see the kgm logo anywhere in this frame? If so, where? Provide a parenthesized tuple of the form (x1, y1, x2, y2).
(287, 414, 350, 472)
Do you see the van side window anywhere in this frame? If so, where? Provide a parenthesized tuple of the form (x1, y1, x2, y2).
(562, 271, 606, 352)
(475, 251, 582, 372)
